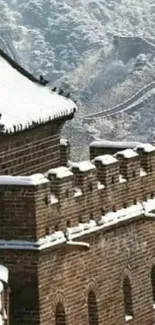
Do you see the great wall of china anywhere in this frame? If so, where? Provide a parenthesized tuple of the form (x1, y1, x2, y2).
(84, 35, 155, 121)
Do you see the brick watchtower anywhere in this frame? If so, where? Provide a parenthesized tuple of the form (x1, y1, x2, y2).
(0, 48, 76, 176)
(0, 49, 77, 325)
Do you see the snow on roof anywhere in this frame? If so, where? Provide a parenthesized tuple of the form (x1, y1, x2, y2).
(116, 149, 138, 159)
(0, 174, 49, 186)
(136, 143, 155, 153)
(47, 166, 73, 179)
(70, 160, 95, 172)
(93, 155, 118, 165)
(90, 140, 143, 149)
(0, 55, 77, 130)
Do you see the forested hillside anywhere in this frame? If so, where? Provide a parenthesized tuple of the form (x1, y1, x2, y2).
(1, 0, 155, 159)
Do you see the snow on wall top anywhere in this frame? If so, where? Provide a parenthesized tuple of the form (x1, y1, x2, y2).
(0, 55, 77, 130)
(136, 143, 155, 153)
(0, 174, 49, 186)
(116, 149, 138, 159)
(90, 140, 144, 149)
(69, 161, 96, 172)
(47, 166, 73, 179)
(93, 155, 118, 165)
(60, 138, 69, 146)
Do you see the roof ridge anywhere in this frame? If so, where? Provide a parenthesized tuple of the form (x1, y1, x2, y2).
(0, 47, 44, 86)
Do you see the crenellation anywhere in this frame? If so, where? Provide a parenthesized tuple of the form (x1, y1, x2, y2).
(93, 154, 120, 187)
(2, 146, 155, 244)
(115, 149, 140, 182)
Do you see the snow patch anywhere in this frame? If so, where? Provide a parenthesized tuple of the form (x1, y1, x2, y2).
(51, 194, 59, 204)
(116, 149, 138, 159)
(60, 138, 69, 146)
(136, 143, 155, 153)
(47, 166, 73, 179)
(119, 174, 127, 183)
(0, 174, 49, 186)
(70, 160, 95, 172)
(97, 181, 105, 189)
(74, 187, 83, 197)
(90, 140, 143, 149)
(0, 265, 8, 283)
(93, 155, 117, 165)
(140, 168, 147, 177)
(142, 198, 155, 212)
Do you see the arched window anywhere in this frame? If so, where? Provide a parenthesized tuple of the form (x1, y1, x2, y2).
(55, 303, 66, 325)
(88, 290, 98, 325)
(151, 266, 155, 304)
(123, 276, 133, 320)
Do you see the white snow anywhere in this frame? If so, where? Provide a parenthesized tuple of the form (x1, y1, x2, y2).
(0, 56, 77, 130)
(47, 166, 73, 179)
(90, 140, 143, 149)
(125, 315, 133, 322)
(70, 161, 95, 172)
(136, 143, 155, 153)
(116, 149, 138, 159)
(0, 282, 3, 294)
(66, 241, 90, 249)
(101, 203, 143, 224)
(50, 194, 59, 204)
(142, 198, 155, 212)
(119, 174, 127, 183)
(0, 265, 8, 283)
(140, 168, 147, 177)
(97, 181, 105, 189)
(60, 138, 69, 146)
(0, 174, 49, 186)
(0, 231, 66, 251)
(74, 187, 83, 197)
(93, 155, 118, 165)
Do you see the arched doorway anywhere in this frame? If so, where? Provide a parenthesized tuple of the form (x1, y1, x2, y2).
(88, 290, 98, 325)
(55, 303, 66, 325)
(123, 276, 133, 318)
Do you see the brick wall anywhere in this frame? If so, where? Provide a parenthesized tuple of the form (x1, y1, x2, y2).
(1, 146, 155, 241)
(0, 250, 39, 325)
(1, 145, 155, 324)
(0, 119, 66, 176)
(1, 216, 155, 325)
(37, 217, 155, 325)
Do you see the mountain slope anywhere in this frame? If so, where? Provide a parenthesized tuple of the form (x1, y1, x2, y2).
(1, 0, 155, 158)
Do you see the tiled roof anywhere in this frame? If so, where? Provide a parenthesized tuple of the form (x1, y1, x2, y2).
(0, 48, 77, 131)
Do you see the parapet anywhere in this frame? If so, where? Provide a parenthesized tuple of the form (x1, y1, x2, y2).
(0, 144, 155, 247)
(90, 140, 144, 159)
